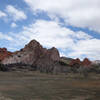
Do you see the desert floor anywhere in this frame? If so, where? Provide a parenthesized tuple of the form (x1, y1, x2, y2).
(0, 71, 100, 100)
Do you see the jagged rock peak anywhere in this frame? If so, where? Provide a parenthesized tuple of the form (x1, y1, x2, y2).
(27, 40, 41, 46)
(76, 58, 81, 62)
(82, 58, 91, 66)
(48, 47, 59, 54)
(47, 47, 60, 61)
(23, 40, 43, 50)
(0, 48, 12, 61)
(70, 58, 81, 66)
(2, 39, 60, 64)
(0, 48, 7, 52)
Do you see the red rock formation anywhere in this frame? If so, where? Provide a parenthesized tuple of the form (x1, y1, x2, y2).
(23, 40, 43, 51)
(2, 40, 60, 65)
(43, 47, 60, 61)
(70, 58, 81, 66)
(0, 48, 12, 62)
(82, 58, 91, 67)
(0, 40, 93, 73)
(69, 58, 91, 67)
(35, 47, 60, 72)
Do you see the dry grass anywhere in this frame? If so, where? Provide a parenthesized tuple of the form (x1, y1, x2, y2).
(0, 71, 100, 100)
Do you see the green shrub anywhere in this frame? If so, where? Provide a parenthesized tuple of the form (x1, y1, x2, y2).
(59, 61, 68, 66)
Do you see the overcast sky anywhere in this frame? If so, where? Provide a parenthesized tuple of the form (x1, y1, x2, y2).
(0, 0, 100, 60)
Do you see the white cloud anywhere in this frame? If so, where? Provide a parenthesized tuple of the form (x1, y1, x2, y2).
(0, 1, 99, 60)
(73, 31, 92, 40)
(0, 32, 13, 41)
(6, 5, 27, 21)
(11, 22, 17, 28)
(20, 20, 92, 50)
(0, 11, 7, 18)
(7, 20, 96, 59)
(21, 20, 75, 49)
(68, 39, 100, 60)
(24, 0, 100, 33)
(2, 19, 100, 60)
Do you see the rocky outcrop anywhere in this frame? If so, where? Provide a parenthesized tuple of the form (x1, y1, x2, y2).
(70, 58, 81, 67)
(0, 48, 12, 62)
(70, 58, 91, 67)
(1, 40, 62, 73)
(1, 39, 93, 73)
(2, 40, 60, 65)
(82, 58, 92, 67)
(35, 47, 60, 73)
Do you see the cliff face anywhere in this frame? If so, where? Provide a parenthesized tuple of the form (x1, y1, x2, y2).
(82, 58, 92, 66)
(0, 39, 93, 73)
(2, 40, 60, 65)
(70, 58, 92, 67)
(70, 58, 81, 66)
(0, 48, 12, 62)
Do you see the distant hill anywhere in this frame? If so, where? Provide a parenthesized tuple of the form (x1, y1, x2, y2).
(60, 57, 73, 65)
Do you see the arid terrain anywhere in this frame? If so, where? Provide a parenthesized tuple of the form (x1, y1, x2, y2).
(0, 0, 100, 99)
(0, 71, 100, 100)
(0, 40, 100, 100)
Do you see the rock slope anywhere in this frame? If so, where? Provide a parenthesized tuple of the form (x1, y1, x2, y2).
(0, 48, 12, 62)
(0, 40, 92, 73)
(2, 40, 60, 65)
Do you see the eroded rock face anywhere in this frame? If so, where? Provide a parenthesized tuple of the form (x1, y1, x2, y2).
(82, 58, 92, 66)
(69, 58, 91, 67)
(1, 40, 93, 73)
(70, 58, 81, 66)
(2, 40, 60, 66)
(43, 47, 60, 61)
(0, 48, 12, 62)
(2, 40, 61, 73)
(35, 47, 60, 72)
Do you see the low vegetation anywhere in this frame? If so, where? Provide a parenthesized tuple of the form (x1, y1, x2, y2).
(0, 71, 100, 100)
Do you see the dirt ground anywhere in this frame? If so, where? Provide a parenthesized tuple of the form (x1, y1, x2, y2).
(0, 71, 100, 100)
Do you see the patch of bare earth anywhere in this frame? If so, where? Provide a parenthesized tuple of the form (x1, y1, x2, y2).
(0, 71, 100, 100)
